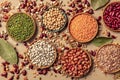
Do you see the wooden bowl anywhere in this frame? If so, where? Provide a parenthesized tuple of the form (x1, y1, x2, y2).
(41, 7, 68, 33)
(6, 12, 36, 42)
(26, 39, 57, 69)
(62, 48, 92, 78)
(96, 44, 120, 73)
(69, 13, 98, 43)
(103, 2, 120, 32)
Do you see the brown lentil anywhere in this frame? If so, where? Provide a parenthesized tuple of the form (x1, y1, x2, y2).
(96, 44, 120, 73)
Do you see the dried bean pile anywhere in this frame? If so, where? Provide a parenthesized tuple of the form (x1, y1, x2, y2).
(27, 40, 57, 68)
(42, 7, 67, 32)
(96, 44, 120, 73)
(103, 2, 120, 31)
(61, 48, 91, 77)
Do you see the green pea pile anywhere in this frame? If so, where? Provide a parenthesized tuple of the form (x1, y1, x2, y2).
(7, 13, 35, 42)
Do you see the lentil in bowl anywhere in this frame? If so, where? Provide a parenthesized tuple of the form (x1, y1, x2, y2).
(96, 44, 120, 73)
(42, 7, 68, 32)
(69, 13, 98, 43)
(6, 13, 36, 42)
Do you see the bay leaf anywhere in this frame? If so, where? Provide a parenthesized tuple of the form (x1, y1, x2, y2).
(0, 39, 18, 64)
(91, 37, 113, 47)
(91, 0, 110, 10)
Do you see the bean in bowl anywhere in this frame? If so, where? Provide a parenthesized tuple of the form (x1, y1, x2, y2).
(103, 2, 120, 31)
(42, 7, 68, 32)
(27, 40, 57, 69)
(61, 48, 92, 78)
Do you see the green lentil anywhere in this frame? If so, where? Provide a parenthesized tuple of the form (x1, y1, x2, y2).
(7, 13, 35, 42)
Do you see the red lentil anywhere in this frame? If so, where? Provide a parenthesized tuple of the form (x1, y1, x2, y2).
(69, 13, 98, 43)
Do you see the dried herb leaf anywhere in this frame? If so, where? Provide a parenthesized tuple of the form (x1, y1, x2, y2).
(0, 39, 18, 64)
(91, 37, 113, 47)
(91, 0, 110, 10)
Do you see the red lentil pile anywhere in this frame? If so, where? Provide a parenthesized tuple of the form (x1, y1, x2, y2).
(69, 13, 98, 43)
(61, 48, 91, 77)
(103, 2, 120, 31)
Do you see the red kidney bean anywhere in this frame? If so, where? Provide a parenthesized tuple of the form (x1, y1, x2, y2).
(111, 35, 117, 39)
(13, 64, 18, 69)
(14, 68, 20, 74)
(18, 54, 24, 59)
(78, 4, 83, 9)
(42, 69, 47, 75)
(29, 64, 33, 69)
(103, 2, 120, 30)
(97, 16, 102, 21)
(8, 76, 14, 80)
(86, 9, 94, 14)
(2, 61, 9, 66)
(86, 1, 90, 7)
(10, 71, 14, 74)
(1, 71, 8, 78)
(3, 8, 9, 13)
(67, 9, 72, 12)
(22, 70, 27, 76)
(3, 15, 8, 19)
(32, 1, 36, 6)
(20, 3, 26, 9)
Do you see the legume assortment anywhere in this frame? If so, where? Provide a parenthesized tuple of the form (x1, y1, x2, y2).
(0, 0, 120, 80)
